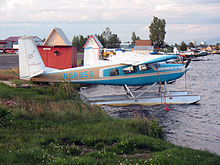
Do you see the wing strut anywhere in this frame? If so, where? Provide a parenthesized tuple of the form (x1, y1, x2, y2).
(124, 83, 158, 100)
(135, 82, 157, 98)
(124, 84, 135, 99)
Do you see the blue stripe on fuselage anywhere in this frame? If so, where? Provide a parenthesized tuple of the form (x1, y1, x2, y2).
(71, 71, 184, 86)
(70, 63, 185, 86)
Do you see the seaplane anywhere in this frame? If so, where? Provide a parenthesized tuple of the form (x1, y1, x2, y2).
(18, 36, 201, 106)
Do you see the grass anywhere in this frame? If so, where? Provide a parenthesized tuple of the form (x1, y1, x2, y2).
(0, 67, 19, 80)
(0, 69, 220, 164)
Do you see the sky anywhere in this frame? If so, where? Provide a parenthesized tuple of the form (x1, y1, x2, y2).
(0, 0, 220, 44)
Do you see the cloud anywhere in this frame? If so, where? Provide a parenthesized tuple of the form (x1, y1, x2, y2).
(1, 0, 219, 24)
(0, 0, 219, 43)
(0, 0, 154, 23)
(0, 22, 37, 27)
(154, 1, 220, 24)
(188, 0, 220, 4)
(166, 23, 220, 43)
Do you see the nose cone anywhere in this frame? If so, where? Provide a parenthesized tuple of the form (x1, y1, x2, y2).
(180, 65, 191, 72)
(185, 66, 191, 72)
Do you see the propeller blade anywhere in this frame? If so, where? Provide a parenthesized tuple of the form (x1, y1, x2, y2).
(185, 58, 191, 68)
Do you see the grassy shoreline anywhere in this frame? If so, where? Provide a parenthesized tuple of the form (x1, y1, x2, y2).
(0, 69, 220, 164)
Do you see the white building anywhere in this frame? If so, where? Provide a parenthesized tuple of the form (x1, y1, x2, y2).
(83, 35, 103, 66)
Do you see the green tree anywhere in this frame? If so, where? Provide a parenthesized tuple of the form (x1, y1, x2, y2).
(100, 27, 121, 48)
(131, 32, 140, 46)
(96, 34, 105, 47)
(149, 16, 166, 48)
(180, 41, 187, 51)
(162, 44, 173, 53)
(215, 43, 220, 50)
(107, 34, 121, 48)
(188, 42, 195, 48)
(79, 35, 85, 49)
(72, 27, 121, 50)
(72, 36, 80, 49)
(72, 35, 90, 50)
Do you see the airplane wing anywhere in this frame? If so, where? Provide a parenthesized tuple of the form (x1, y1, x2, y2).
(108, 51, 177, 66)
(134, 54, 177, 65)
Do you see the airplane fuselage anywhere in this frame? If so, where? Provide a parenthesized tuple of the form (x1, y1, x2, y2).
(18, 36, 201, 106)
(31, 63, 185, 86)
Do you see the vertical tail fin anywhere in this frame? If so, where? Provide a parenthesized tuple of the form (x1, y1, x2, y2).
(18, 36, 45, 80)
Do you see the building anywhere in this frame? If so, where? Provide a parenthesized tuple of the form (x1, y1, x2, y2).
(38, 27, 77, 69)
(4, 36, 20, 49)
(0, 40, 12, 50)
(120, 42, 132, 50)
(0, 36, 43, 53)
(37, 45, 77, 69)
(133, 40, 154, 54)
(83, 35, 103, 66)
(5, 36, 43, 49)
(43, 27, 71, 46)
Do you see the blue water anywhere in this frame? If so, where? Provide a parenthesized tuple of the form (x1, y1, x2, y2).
(80, 54, 220, 155)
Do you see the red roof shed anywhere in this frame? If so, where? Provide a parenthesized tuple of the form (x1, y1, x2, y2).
(135, 40, 152, 46)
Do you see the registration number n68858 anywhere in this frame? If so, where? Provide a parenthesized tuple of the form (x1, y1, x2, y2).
(64, 71, 93, 80)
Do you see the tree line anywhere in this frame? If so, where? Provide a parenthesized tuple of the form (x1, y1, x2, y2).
(177, 41, 220, 51)
(72, 17, 219, 52)
(72, 16, 220, 52)
(72, 28, 121, 50)
(72, 16, 168, 51)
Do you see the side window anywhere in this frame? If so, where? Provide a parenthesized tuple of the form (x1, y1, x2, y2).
(139, 64, 149, 71)
(110, 68, 119, 76)
(123, 66, 136, 74)
(152, 63, 160, 69)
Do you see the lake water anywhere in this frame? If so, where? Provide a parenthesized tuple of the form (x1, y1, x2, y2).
(80, 54, 220, 155)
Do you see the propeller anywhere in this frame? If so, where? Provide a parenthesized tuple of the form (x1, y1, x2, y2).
(185, 58, 191, 68)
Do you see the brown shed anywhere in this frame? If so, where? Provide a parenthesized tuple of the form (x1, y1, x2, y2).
(133, 40, 154, 54)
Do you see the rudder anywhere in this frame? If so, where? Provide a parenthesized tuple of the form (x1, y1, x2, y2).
(18, 36, 45, 80)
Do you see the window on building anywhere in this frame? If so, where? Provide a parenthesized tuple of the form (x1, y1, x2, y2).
(110, 68, 119, 76)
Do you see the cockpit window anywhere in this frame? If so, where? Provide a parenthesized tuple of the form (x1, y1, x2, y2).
(152, 63, 161, 69)
(110, 68, 119, 76)
(123, 66, 136, 74)
(139, 64, 149, 71)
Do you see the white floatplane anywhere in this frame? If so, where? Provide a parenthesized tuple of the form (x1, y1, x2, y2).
(18, 36, 201, 106)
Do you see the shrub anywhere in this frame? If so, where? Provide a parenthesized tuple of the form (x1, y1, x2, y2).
(129, 116, 164, 139)
(114, 137, 137, 154)
(0, 107, 17, 127)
